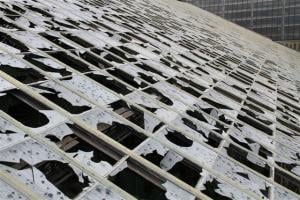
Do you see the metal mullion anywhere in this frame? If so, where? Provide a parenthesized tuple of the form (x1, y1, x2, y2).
(0, 135, 31, 151)
(159, 63, 300, 155)
(234, 53, 300, 189)
(269, 165, 276, 200)
(148, 57, 252, 122)
(0, 26, 220, 198)
(269, 49, 280, 200)
(2, 0, 300, 197)
(0, 31, 99, 77)
(223, 65, 300, 158)
(4, 0, 231, 178)
(65, 69, 300, 197)
(6, 28, 288, 195)
(1, 40, 261, 199)
(0, 70, 213, 200)
(9, 42, 299, 185)
(34, 0, 228, 79)
(86, 47, 221, 93)
(14, 17, 242, 131)
(0, 30, 139, 200)
(73, 182, 99, 200)
(228, 122, 299, 162)
(0, 170, 42, 200)
(1, 8, 278, 190)
(41, 6, 229, 89)
(81, 44, 204, 87)
(4, 20, 298, 177)
(0, 110, 136, 200)
(193, 54, 300, 191)
(0, 13, 181, 89)
(1, 30, 100, 74)
(40, 0, 175, 48)
(64, 50, 300, 193)
(216, 54, 266, 172)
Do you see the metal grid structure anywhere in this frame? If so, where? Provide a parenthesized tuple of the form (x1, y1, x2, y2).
(0, 0, 299, 199)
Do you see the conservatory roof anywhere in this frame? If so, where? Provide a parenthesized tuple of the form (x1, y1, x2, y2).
(0, 0, 299, 199)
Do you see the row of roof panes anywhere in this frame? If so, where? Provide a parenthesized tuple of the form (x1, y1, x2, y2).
(0, 0, 299, 199)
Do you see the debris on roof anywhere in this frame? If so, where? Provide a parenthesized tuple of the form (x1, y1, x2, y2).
(0, 0, 299, 199)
